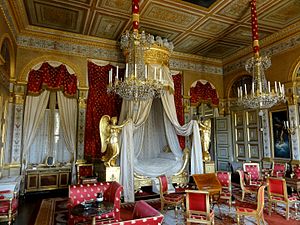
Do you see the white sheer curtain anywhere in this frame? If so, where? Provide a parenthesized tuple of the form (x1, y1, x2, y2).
(57, 91, 77, 183)
(119, 67, 203, 202)
(22, 91, 50, 170)
(26, 91, 73, 165)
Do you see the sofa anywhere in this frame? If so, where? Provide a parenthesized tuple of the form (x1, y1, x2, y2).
(67, 181, 123, 225)
(96, 200, 164, 225)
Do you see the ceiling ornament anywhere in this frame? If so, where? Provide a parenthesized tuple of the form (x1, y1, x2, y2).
(237, 0, 285, 109)
(107, 0, 173, 101)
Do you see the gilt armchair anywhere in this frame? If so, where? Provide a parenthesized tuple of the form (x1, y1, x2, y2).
(68, 181, 123, 225)
(237, 170, 260, 201)
(271, 162, 286, 178)
(76, 163, 98, 184)
(243, 162, 263, 186)
(267, 177, 298, 220)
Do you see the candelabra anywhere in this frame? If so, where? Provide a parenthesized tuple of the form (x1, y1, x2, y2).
(107, 0, 173, 102)
(284, 120, 298, 135)
(237, 0, 285, 109)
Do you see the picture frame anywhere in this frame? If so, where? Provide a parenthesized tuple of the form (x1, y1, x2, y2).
(270, 110, 291, 159)
(45, 156, 55, 166)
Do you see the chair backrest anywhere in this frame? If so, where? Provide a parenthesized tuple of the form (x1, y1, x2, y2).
(216, 171, 231, 189)
(237, 170, 246, 189)
(272, 162, 286, 177)
(77, 163, 94, 177)
(243, 163, 260, 181)
(158, 175, 169, 195)
(185, 190, 210, 216)
(256, 185, 266, 214)
(267, 177, 287, 200)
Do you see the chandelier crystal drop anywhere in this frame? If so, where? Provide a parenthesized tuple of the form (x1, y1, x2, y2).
(107, 0, 173, 101)
(237, 0, 285, 109)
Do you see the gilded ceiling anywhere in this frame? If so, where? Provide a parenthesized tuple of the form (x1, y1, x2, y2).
(8, 0, 300, 60)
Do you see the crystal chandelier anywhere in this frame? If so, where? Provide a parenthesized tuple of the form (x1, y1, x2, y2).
(237, 0, 285, 109)
(107, 0, 173, 101)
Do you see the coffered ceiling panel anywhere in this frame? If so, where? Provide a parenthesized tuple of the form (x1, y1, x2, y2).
(139, 26, 180, 41)
(262, 0, 300, 26)
(195, 19, 232, 35)
(24, 0, 88, 33)
(225, 26, 272, 43)
(11, 0, 300, 60)
(199, 42, 243, 59)
(142, 3, 200, 28)
(90, 13, 126, 39)
(175, 35, 208, 53)
(98, 0, 131, 12)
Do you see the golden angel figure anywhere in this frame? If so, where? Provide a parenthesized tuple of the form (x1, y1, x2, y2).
(99, 115, 128, 167)
(198, 118, 212, 162)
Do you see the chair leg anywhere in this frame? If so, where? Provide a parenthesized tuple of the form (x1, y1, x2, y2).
(161, 201, 164, 212)
(268, 201, 272, 215)
(229, 197, 232, 211)
(242, 191, 245, 201)
(261, 212, 267, 225)
(237, 214, 240, 225)
(286, 203, 289, 220)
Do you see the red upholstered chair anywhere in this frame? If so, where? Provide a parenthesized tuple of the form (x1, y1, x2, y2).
(157, 175, 184, 216)
(292, 165, 300, 179)
(237, 170, 260, 201)
(106, 200, 164, 225)
(185, 190, 214, 225)
(236, 185, 266, 225)
(216, 171, 232, 210)
(68, 181, 123, 225)
(0, 190, 18, 225)
(76, 163, 97, 184)
(267, 177, 298, 220)
(271, 162, 286, 178)
(243, 162, 263, 186)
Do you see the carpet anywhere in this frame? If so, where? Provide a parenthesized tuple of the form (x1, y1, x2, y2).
(35, 192, 300, 225)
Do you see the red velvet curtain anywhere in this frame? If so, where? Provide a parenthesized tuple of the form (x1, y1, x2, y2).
(84, 62, 123, 160)
(172, 73, 185, 149)
(27, 62, 77, 96)
(190, 81, 219, 106)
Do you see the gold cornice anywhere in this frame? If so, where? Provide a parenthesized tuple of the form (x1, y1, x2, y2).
(20, 29, 118, 50)
(172, 51, 222, 66)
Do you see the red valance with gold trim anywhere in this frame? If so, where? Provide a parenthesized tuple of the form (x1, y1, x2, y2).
(27, 62, 77, 96)
(190, 81, 219, 106)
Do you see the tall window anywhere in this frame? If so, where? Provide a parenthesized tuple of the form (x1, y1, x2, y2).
(27, 92, 71, 165)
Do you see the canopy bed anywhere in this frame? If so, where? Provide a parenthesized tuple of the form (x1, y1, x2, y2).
(118, 65, 203, 202)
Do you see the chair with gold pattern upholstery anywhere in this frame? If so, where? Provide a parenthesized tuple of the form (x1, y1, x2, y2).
(216, 171, 232, 210)
(0, 190, 18, 225)
(237, 170, 260, 201)
(76, 163, 98, 184)
(243, 162, 263, 186)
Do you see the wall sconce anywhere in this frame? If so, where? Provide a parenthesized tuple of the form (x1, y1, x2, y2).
(284, 120, 298, 135)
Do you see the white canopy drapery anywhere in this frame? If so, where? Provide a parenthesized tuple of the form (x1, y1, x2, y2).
(119, 67, 203, 202)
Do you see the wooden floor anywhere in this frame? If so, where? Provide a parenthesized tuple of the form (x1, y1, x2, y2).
(0, 189, 68, 225)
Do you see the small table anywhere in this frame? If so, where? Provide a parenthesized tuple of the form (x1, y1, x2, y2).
(285, 177, 300, 197)
(71, 201, 114, 225)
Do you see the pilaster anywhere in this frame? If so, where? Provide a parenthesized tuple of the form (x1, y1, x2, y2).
(11, 84, 25, 167)
(77, 88, 88, 161)
(288, 104, 300, 161)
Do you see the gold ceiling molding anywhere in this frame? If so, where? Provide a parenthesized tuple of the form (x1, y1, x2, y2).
(18, 55, 86, 88)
